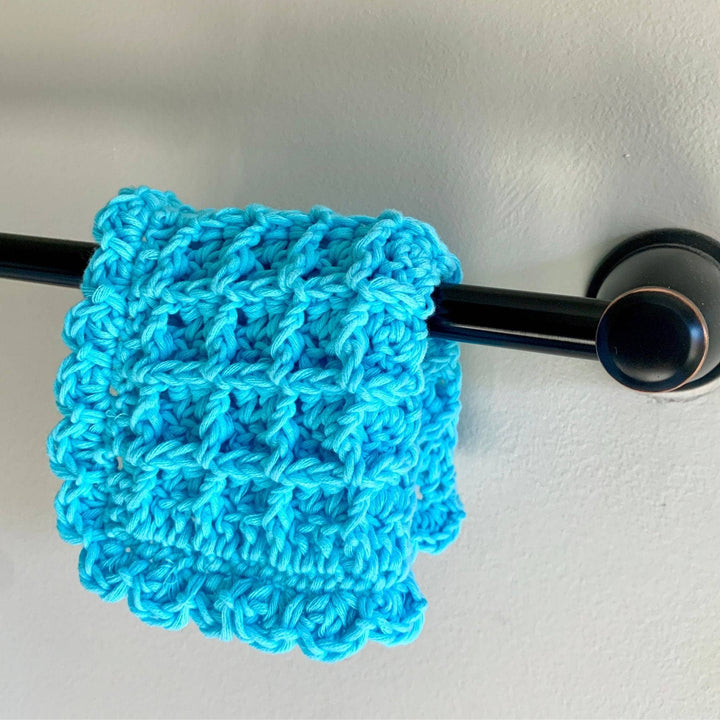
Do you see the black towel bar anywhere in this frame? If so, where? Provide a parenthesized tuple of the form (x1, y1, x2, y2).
(2, 228, 720, 394)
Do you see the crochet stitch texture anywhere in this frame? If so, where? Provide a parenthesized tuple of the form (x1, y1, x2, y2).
(48, 187, 464, 661)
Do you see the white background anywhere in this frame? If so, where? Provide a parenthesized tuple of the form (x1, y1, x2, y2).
(2, 1, 720, 717)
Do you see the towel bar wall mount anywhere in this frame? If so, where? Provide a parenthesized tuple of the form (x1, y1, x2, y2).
(2, 227, 720, 395)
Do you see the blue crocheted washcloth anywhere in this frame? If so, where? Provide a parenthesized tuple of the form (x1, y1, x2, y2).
(48, 186, 464, 661)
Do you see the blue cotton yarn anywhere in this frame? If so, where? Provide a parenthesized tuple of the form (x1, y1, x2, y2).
(47, 186, 464, 661)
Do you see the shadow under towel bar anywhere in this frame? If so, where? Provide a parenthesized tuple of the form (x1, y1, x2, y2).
(2, 228, 720, 394)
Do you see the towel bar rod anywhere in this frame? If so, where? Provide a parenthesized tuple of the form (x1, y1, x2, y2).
(0, 231, 605, 358)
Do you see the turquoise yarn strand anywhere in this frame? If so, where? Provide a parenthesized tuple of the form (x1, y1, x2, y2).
(47, 187, 464, 661)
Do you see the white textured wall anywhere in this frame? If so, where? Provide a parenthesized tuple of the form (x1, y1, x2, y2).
(1, 1, 720, 717)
